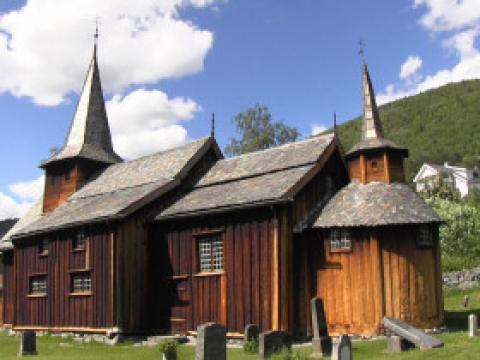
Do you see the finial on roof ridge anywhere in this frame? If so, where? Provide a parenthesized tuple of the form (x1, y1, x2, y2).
(211, 112, 215, 138)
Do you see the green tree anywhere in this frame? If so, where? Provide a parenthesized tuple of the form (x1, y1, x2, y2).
(224, 104, 299, 157)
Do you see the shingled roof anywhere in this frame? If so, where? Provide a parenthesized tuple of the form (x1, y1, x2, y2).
(156, 133, 336, 220)
(9, 137, 218, 239)
(313, 180, 442, 228)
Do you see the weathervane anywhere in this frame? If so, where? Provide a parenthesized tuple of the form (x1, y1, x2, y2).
(94, 17, 100, 46)
(358, 38, 366, 64)
(211, 112, 215, 138)
(333, 112, 337, 135)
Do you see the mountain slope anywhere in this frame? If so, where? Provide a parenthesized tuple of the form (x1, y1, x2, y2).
(335, 79, 480, 181)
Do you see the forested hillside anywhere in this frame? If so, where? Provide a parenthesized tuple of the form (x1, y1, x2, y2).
(335, 79, 480, 181)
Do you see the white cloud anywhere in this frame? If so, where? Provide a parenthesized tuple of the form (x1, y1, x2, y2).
(106, 89, 200, 159)
(311, 124, 328, 136)
(400, 55, 423, 79)
(8, 175, 44, 201)
(377, 2, 480, 104)
(0, 0, 219, 106)
(0, 192, 32, 220)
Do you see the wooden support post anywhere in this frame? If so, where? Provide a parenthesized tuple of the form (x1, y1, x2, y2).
(272, 217, 280, 330)
(360, 154, 367, 184)
(383, 152, 391, 183)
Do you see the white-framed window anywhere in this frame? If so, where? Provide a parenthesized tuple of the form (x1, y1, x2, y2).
(29, 275, 47, 295)
(71, 271, 92, 293)
(73, 231, 86, 251)
(198, 234, 224, 272)
(417, 225, 433, 248)
(39, 238, 49, 255)
(330, 228, 352, 252)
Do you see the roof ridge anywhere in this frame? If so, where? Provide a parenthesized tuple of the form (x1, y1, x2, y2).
(220, 133, 334, 162)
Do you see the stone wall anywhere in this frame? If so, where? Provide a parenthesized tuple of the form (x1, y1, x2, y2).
(443, 267, 480, 289)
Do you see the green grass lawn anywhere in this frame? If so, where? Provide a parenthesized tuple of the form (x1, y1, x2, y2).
(1, 287, 479, 359)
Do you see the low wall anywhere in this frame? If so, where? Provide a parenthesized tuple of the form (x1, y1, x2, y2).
(443, 267, 480, 289)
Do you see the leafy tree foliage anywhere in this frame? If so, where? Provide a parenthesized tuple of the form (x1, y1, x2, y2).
(423, 184, 480, 271)
(334, 79, 480, 182)
(224, 104, 299, 157)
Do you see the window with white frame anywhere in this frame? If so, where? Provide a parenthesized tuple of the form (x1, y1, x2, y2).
(39, 238, 49, 255)
(29, 275, 47, 295)
(417, 225, 433, 248)
(71, 272, 92, 293)
(330, 228, 352, 251)
(73, 231, 86, 251)
(198, 234, 224, 273)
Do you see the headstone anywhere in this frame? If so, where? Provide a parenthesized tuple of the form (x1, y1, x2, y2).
(258, 330, 292, 359)
(19, 331, 37, 356)
(196, 322, 226, 360)
(310, 297, 332, 358)
(387, 335, 415, 353)
(244, 324, 260, 342)
(331, 335, 351, 360)
(469, 314, 478, 337)
(463, 295, 469, 308)
(383, 317, 443, 349)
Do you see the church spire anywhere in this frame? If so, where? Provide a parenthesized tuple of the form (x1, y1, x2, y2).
(41, 38, 121, 168)
(361, 63, 384, 141)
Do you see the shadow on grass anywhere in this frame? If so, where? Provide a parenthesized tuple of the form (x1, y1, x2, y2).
(444, 308, 480, 330)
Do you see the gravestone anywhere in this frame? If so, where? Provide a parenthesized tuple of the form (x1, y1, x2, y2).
(19, 331, 37, 356)
(387, 335, 415, 353)
(331, 335, 351, 360)
(244, 324, 260, 342)
(383, 317, 443, 349)
(196, 322, 226, 360)
(258, 330, 291, 359)
(469, 314, 478, 337)
(463, 295, 469, 308)
(310, 297, 332, 358)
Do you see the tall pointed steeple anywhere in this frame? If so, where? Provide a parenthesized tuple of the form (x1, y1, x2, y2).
(361, 63, 384, 141)
(41, 38, 121, 213)
(345, 61, 408, 184)
(41, 43, 121, 168)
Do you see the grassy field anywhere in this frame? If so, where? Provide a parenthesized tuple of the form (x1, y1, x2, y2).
(0, 287, 479, 359)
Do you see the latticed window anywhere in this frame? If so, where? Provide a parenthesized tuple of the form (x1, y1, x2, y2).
(417, 225, 433, 248)
(198, 234, 224, 272)
(330, 228, 352, 251)
(71, 272, 92, 293)
(39, 238, 49, 255)
(30, 275, 47, 295)
(73, 231, 86, 251)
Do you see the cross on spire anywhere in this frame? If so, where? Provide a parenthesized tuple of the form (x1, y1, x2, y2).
(358, 38, 366, 64)
(94, 17, 100, 47)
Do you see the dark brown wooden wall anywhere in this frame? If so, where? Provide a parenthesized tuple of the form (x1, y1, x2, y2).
(12, 229, 113, 331)
(2, 251, 14, 325)
(151, 209, 276, 334)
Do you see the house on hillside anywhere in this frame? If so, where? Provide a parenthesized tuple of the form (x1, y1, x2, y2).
(0, 42, 444, 337)
(414, 162, 480, 197)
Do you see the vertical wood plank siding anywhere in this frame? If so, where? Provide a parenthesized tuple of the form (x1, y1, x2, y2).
(152, 209, 275, 334)
(2, 252, 14, 325)
(12, 229, 113, 330)
(313, 225, 443, 336)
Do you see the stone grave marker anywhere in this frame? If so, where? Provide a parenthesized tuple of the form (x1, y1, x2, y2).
(310, 297, 332, 358)
(244, 324, 260, 342)
(469, 314, 478, 337)
(331, 335, 351, 360)
(258, 330, 291, 359)
(463, 295, 469, 308)
(383, 317, 443, 349)
(19, 331, 37, 356)
(387, 335, 415, 353)
(195, 322, 226, 360)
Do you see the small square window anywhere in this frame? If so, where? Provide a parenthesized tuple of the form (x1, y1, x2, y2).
(71, 272, 92, 293)
(73, 232, 86, 251)
(39, 238, 49, 255)
(198, 234, 224, 273)
(330, 229, 352, 252)
(417, 226, 433, 248)
(371, 161, 378, 169)
(65, 172, 71, 181)
(30, 275, 47, 295)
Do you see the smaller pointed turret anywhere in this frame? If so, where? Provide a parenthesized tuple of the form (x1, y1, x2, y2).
(41, 40, 121, 213)
(345, 62, 408, 184)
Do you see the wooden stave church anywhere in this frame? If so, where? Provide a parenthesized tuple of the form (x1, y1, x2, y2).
(0, 44, 443, 337)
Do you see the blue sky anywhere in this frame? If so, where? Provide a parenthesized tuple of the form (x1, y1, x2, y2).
(0, 0, 479, 219)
